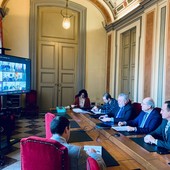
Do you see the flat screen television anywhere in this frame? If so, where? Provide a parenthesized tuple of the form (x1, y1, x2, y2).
(0, 54, 31, 95)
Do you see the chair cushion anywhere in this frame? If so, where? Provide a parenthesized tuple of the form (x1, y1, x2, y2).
(45, 112, 55, 138)
(132, 102, 142, 119)
(20, 136, 69, 170)
(86, 157, 100, 170)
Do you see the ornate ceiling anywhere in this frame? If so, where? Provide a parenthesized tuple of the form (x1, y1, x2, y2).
(0, 0, 143, 25)
(104, 0, 141, 20)
(88, 0, 142, 25)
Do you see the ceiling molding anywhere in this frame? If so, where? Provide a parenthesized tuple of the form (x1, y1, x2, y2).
(105, 0, 159, 32)
(89, 0, 113, 24)
(1, 0, 9, 8)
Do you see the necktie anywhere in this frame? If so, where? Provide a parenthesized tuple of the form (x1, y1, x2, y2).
(165, 121, 170, 139)
(116, 107, 123, 118)
(140, 113, 148, 128)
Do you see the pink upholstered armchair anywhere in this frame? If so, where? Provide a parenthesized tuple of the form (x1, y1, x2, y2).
(20, 136, 69, 170)
(86, 157, 100, 170)
(45, 112, 55, 138)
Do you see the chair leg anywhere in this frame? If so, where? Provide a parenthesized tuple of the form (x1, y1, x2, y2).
(0, 127, 5, 166)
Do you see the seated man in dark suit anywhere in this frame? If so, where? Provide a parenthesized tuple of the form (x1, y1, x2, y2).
(99, 93, 133, 123)
(50, 116, 106, 170)
(118, 97, 162, 134)
(144, 101, 170, 149)
(91, 92, 118, 115)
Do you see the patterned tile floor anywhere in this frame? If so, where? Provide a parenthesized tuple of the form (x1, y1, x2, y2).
(0, 113, 45, 170)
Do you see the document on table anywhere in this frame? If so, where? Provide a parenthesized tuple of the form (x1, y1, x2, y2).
(91, 109, 102, 114)
(112, 126, 128, 131)
(84, 145, 102, 155)
(72, 108, 90, 114)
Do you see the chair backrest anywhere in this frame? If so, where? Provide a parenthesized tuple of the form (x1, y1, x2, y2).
(25, 90, 37, 106)
(20, 136, 69, 170)
(132, 102, 142, 119)
(45, 112, 55, 138)
(86, 157, 100, 170)
(155, 107, 161, 113)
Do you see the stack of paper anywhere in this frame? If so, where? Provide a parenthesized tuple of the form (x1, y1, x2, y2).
(112, 126, 128, 131)
(72, 108, 90, 114)
(84, 145, 102, 155)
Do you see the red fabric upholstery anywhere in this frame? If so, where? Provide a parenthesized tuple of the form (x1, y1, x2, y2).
(24, 90, 39, 116)
(86, 157, 100, 170)
(132, 102, 142, 119)
(20, 136, 69, 170)
(155, 107, 161, 113)
(45, 112, 55, 138)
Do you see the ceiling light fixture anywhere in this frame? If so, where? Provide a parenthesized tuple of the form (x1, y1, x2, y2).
(61, 0, 73, 29)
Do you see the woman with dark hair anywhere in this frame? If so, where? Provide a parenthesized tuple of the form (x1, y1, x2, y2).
(72, 89, 91, 108)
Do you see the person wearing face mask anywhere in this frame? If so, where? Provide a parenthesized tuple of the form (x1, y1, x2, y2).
(99, 93, 133, 123)
(118, 97, 162, 134)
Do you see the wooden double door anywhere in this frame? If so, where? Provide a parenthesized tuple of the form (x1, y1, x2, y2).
(37, 7, 78, 111)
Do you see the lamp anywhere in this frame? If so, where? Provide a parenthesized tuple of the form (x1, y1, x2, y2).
(61, 0, 73, 29)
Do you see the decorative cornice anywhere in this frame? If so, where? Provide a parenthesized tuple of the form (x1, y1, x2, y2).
(105, 0, 159, 32)
(1, 0, 9, 8)
(89, 0, 112, 24)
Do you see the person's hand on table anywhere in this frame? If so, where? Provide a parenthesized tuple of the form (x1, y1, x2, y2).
(144, 135, 157, 144)
(99, 114, 108, 120)
(71, 104, 77, 108)
(126, 126, 136, 132)
(118, 121, 126, 126)
(100, 117, 112, 122)
(86, 148, 96, 155)
(91, 106, 99, 112)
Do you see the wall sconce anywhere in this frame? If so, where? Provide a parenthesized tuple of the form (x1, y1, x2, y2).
(61, 0, 73, 29)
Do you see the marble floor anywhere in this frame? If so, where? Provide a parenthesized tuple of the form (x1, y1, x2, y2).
(0, 113, 45, 170)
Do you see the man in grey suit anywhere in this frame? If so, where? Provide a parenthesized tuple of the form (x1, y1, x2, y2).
(144, 101, 170, 150)
(50, 116, 106, 170)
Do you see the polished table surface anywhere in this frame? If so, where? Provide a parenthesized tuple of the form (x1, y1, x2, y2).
(50, 109, 170, 170)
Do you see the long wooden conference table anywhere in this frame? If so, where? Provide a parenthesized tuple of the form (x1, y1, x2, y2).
(51, 109, 170, 170)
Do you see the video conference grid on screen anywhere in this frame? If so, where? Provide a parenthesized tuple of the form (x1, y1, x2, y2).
(0, 61, 27, 93)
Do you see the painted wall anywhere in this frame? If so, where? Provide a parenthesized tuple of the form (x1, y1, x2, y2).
(2, 0, 29, 58)
(2, 0, 107, 104)
(72, 0, 107, 103)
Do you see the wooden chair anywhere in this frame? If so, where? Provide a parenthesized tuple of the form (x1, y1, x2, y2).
(20, 136, 69, 170)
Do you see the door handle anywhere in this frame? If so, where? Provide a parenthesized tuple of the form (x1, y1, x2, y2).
(55, 83, 61, 87)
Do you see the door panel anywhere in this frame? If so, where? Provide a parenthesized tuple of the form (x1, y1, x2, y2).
(121, 27, 136, 101)
(39, 7, 78, 43)
(60, 87, 75, 106)
(121, 31, 130, 95)
(38, 42, 58, 110)
(40, 87, 56, 110)
(58, 43, 77, 106)
(130, 29, 136, 100)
